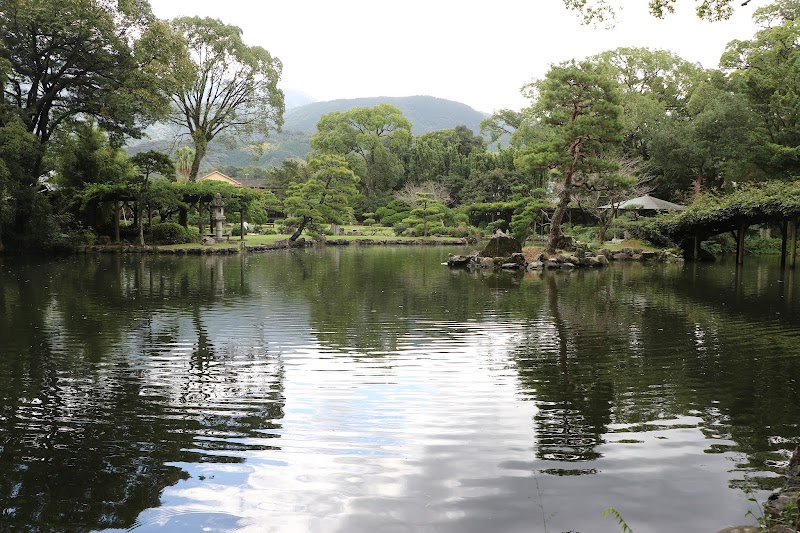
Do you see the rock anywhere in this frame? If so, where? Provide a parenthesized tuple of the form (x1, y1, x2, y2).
(585, 256, 601, 267)
(612, 252, 629, 261)
(480, 230, 522, 257)
(641, 251, 657, 261)
(596, 255, 609, 266)
(717, 527, 761, 533)
(501, 262, 522, 270)
(477, 257, 494, 268)
(556, 234, 574, 251)
(202, 236, 216, 245)
(527, 261, 543, 270)
(509, 252, 527, 266)
(543, 260, 560, 269)
(631, 253, 643, 261)
(597, 248, 612, 258)
(560, 262, 575, 269)
(447, 254, 473, 268)
(762, 445, 800, 530)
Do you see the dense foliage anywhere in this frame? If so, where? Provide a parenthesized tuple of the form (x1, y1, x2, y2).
(3, 0, 800, 254)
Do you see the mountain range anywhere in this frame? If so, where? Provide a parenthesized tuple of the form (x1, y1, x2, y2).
(129, 95, 490, 172)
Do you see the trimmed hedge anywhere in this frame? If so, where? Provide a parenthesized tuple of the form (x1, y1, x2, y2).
(151, 222, 198, 245)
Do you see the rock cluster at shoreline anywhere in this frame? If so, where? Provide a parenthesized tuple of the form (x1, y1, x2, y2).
(447, 246, 684, 271)
(718, 445, 800, 533)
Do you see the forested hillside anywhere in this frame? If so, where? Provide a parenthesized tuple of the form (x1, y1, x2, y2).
(128, 95, 489, 172)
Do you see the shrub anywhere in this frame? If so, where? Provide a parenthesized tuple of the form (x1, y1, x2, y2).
(382, 211, 410, 226)
(452, 212, 469, 225)
(448, 223, 479, 239)
(486, 219, 507, 234)
(151, 222, 193, 245)
(745, 236, 782, 255)
(393, 222, 409, 236)
(363, 218, 376, 226)
(184, 227, 201, 243)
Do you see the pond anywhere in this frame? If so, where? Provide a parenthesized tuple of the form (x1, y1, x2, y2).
(1, 247, 798, 533)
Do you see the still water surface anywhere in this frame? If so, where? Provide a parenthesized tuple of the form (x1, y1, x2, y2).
(1, 247, 799, 532)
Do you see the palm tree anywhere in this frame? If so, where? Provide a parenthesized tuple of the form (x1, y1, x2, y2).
(175, 147, 195, 182)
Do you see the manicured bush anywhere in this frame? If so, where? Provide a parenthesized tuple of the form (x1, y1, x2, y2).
(184, 227, 201, 243)
(381, 211, 410, 226)
(486, 219, 508, 233)
(151, 222, 193, 244)
(393, 222, 409, 236)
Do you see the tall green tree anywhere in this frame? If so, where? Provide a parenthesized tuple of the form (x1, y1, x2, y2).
(646, 77, 757, 199)
(169, 17, 285, 181)
(1, 0, 175, 152)
(310, 104, 412, 206)
(283, 154, 360, 242)
(130, 151, 175, 245)
(521, 60, 624, 253)
(563, 0, 756, 24)
(266, 159, 313, 200)
(0, 0, 177, 247)
(0, 118, 39, 251)
(590, 47, 707, 160)
(721, 0, 800, 178)
(53, 121, 134, 230)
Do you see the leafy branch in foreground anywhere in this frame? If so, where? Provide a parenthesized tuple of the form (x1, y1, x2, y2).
(603, 507, 634, 533)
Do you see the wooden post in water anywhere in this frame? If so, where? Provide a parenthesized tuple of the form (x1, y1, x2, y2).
(736, 221, 747, 266)
(694, 233, 701, 261)
(790, 218, 798, 269)
(240, 208, 245, 241)
(781, 220, 788, 268)
(114, 200, 121, 243)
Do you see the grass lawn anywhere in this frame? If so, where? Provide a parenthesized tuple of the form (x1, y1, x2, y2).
(154, 231, 464, 250)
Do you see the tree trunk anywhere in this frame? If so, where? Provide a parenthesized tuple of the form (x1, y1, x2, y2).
(138, 199, 145, 246)
(547, 166, 574, 254)
(597, 223, 607, 244)
(547, 195, 571, 254)
(188, 134, 207, 182)
(289, 216, 309, 242)
(692, 173, 702, 200)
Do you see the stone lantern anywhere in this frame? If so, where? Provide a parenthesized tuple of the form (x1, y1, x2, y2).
(212, 193, 226, 239)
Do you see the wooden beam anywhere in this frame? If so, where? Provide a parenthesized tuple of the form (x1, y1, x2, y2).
(790, 218, 798, 269)
(781, 220, 788, 268)
(736, 221, 747, 265)
(114, 201, 121, 243)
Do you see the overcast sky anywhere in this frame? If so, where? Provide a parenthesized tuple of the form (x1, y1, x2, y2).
(148, 0, 760, 114)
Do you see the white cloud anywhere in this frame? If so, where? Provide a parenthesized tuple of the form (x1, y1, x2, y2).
(149, 0, 759, 113)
